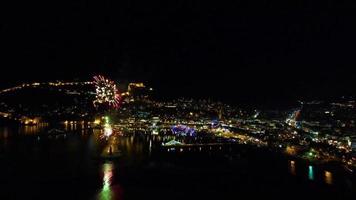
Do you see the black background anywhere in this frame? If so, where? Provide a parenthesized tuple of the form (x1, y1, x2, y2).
(1, 1, 356, 105)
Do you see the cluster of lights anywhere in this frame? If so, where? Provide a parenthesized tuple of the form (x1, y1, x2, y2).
(0, 81, 92, 94)
(99, 116, 114, 139)
(128, 82, 145, 92)
(93, 75, 121, 109)
(23, 119, 39, 125)
(104, 123, 113, 137)
(171, 125, 196, 136)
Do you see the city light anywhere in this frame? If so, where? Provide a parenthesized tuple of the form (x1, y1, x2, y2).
(94, 118, 101, 125)
(2, 4, 356, 199)
(0, 79, 355, 194)
(105, 116, 110, 124)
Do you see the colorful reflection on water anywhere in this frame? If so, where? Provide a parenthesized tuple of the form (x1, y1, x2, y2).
(0, 123, 350, 199)
(98, 163, 114, 200)
(97, 162, 123, 200)
(288, 161, 335, 185)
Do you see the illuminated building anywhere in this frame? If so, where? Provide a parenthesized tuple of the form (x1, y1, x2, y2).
(127, 82, 151, 99)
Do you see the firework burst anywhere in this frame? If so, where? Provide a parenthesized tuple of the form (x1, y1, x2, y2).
(93, 75, 121, 109)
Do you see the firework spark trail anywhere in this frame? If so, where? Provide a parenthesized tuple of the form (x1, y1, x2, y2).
(93, 75, 121, 109)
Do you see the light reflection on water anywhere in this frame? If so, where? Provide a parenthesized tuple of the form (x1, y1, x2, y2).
(288, 160, 334, 185)
(0, 127, 10, 139)
(308, 165, 314, 180)
(97, 162, 123, 200)
(288, 160, 296, 176)
(99, 163, 113, 200)
(324, 171, 333, 185)
(19, 123, 48, 135)
(0, 123, 350, 198)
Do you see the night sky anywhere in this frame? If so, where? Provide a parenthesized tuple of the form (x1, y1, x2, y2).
(1, 1, 356, 105)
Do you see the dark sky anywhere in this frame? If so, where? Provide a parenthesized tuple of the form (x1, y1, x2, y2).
(1, 1, 356, 104)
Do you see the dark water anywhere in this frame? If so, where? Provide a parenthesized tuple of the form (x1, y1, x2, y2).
(0, 124, 355, 200)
